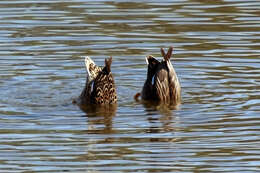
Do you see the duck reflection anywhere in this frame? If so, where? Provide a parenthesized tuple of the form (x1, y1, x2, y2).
(142, 101, 179, 134)
(76, 104, 117, 166)
(79, 104, 117, 134)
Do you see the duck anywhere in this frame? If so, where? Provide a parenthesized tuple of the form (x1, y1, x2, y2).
(135, 47, 181, 105)
(75, 56, 117, 105)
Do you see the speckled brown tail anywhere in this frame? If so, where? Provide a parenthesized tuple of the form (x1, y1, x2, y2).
(75, 56, 117, 106)
(104, 56, 112, 73)
(90, 57, 117, 105)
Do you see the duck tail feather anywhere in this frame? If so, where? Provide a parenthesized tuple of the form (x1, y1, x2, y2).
(105, 56, 112, 73)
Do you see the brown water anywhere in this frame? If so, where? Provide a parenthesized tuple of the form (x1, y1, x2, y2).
(0, 0, 260, 172)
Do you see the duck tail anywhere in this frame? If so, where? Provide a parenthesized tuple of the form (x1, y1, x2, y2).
(134, 92, 141, 101)
(104, 56, 112, 73)
(161, 46, 173, 61)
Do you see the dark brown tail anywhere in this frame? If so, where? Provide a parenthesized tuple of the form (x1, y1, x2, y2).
(105, 56, 112, 73)
(134, 92, 141, 101)
(161, 46, 173, 61)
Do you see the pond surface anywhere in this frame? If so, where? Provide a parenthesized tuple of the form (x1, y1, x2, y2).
(0, 0, 260, 172)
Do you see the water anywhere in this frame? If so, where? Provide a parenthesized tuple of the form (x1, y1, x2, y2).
(0, 0, 260, 172)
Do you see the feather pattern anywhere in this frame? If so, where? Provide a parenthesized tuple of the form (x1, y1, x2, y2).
(85, 56, 102, 83)
(155, 68, 170, 103)
(140, 47, 181, 105)
(78, 56, 117, 105)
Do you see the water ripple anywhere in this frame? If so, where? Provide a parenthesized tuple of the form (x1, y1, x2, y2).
(0, 0, 260, 172)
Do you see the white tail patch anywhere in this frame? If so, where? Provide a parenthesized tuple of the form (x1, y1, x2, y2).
(84, 56, 92, 82)
(145, 56, 149, 65)
(84, 56, 99, 84)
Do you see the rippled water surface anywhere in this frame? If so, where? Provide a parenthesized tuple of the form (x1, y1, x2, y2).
(1, 0, 260, 172)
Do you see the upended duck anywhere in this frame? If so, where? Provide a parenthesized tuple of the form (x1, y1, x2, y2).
(75, 56, 117, 105)
(135, 47, 181, 105)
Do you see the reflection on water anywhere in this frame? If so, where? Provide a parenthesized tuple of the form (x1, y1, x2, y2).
(80, 104, 117, 134)
(0, 0, 260, 172)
